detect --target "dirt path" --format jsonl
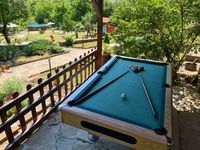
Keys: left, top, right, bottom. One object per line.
{"left": 0, "top": 48, "right": 90, "bottom": 84}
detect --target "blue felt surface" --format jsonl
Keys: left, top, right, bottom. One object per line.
{"left": 76, "top": 57, "right": 167, "bottom": 130}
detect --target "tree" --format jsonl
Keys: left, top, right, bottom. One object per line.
{"left": 34, "top": 0, "right": 54, "bottom": 24}
{"left": 51, "top": 0, "right": 74, "bottom": 31}
{"left": 82, "top": 12, "right": 96, "bottom": 37}
{"left": 112, "top": 0, "right": 200, "bottom": 80}
{"left": 0, "top": 0, "right": 28, "bottom": 43}
{"left": 103, "top": 0, "right": 114, "bottom": 17}
{"left": 71, "top": 0, "right": 92, "bottom": 22}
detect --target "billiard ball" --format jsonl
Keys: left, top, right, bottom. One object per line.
{"left": 121, "top": 93, "right": 127, "bottom": 100}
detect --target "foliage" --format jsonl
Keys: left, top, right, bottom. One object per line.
{"left": 65, "top": 36, "right": 73, "bottom": 47}
{"left": 82, "top": 12, "right": 96, "bottom": 37}
{"left": 0, "top": 45, "right": 19, "bottom": 64}
{"left": 104, "top": 33, "right": 110, "bottom": 44}
{"left": 52, "top": 0, "right": 74, "bottom": 31}
{"left": 39, "top": 30, "right": 45, "bottom": 34}
{"left": 0, "top": 76, "right": 25, "bottom": 102}
{"left": 104, "top": 0, "right": 114, "bottom": 17}
{"left": 33, "top": 0, "right": 54, "bottom": 24}
{"left": 25, "top": 40, "right": 49, "bottom": 56}
{"left": 71, "top": 0, "right": 92, "bottom": 22}
{"left": 0, "top": 0, "right": 28, "bottom": 43}
{"left": 112, "top": 0, "right": 200, "bottom": 79}
{"left": 48, "top": 43, "right": 64, "bottom": 54}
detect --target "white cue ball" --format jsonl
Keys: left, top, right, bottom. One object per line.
{"left": 121, "top": 93, "right": 126, "bottom": 100}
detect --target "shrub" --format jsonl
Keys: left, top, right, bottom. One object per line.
{"left": 0, "top": 76, "right": 25, "bottom": 102}
{"left": 0, "top": 45, "right": 19, "bottom": 64}
{"left": 48, "top": 43, "right": 64, "bottom": 54}
{"left": 104, "top": 33, "right": 110, "bottom": 44}
{"left": 39, "top": 30, "right": 45, "bottom": 34}
{"left": 24, "top": 40, "right": 49, "bottom": 56}
{"left": 65, "top": 36, "right": 73, "bottom": 47}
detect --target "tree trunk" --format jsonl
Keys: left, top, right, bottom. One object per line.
{"left": 2, "top": 24, "right": 11, "bottom": 44}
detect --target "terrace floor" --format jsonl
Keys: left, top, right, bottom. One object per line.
{"left": 17, "top": 112, "right": 130, "bottom": 150}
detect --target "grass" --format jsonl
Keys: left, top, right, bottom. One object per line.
{"left": 73, "top": 41, "right": 97, "bottom": 49}
{"left": 0, "top": 30, "right": 88, "bottom": 44}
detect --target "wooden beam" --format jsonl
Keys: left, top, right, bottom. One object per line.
{"left": 95, "top": 0, "right": 103, "bottom": 70}
{"left": 91, "top": 0, "right": 101, "bottom": 18}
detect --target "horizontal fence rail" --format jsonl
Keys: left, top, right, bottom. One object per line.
{"left": 0, "top": 48, "right": 97, "bottom": 150}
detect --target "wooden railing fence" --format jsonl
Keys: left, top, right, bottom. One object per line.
{"left": 0, "top": 48, "right": 97, "bottom": 150}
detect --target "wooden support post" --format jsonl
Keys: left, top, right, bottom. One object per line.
{"left": 95, "top": 0, "right": 103, "bottom": 70}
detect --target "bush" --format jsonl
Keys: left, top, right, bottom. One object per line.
{"left": 24, "top": 40, "right": 49, "bottom": 56}
{"left": 48, "top": 43, "right": 64, "bottom": 54}
{"left": 39, "top": 30, "right": 45, "bottom": 34}
{"left": 0, "top": 45, "right": 19, "bottom": 64}
{"left": 104, "top": 33, "right": 110, "bottom": 44}
{"left": 0, "top": 76, "right": 25, "bottom": 102}
{"left": 65, "top": 36, "right": 73, "bottom": 47}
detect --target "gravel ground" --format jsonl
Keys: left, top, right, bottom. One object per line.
{"left": 173, "top": 79, "right": 200, "bottom": 150}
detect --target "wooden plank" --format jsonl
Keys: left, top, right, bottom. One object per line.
{"left": 26, "top": 84, "right": 37, "bottom": 122}
{"left": 96, "top": 0, "right": 103, "bottom": 70}
{"left": 84, "top": 53, "right": 87, "bottom": 80}
{"left": 38, "top": 79, "right": 46, "bottom": 114}
{"left": 69, "top": 61, "right": 73, "bottom": 92}
{"left": 79, "top": 55, "right": 83, "bottom": 83}
{"left": 74, "top": 58, "right": 79, "bottom": 88}
{"left": 62, "top": 65, "right": 68, "bottom": 96}
{"left": 55, "top": 69, "right": 62, "bottom": 101}
{"left": 0, "top": 111, "right": 14, "bottom": 143}
{"left": 47, "top": 74, "right": 55, "bottom": 107}
{"left": 13, "top": 92, "right": 27, "bottom": 132}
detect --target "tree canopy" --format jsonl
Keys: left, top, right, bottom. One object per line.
{"left": 0, "top": 0, "right": 28, "bottom": 43}
{"left": 112, "top": 0, "right": 200, "bottom": 77}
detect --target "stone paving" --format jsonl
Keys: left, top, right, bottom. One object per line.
{"left": 0, "top": 48, "right": 90, "bottom": 84}
{"left": 18, "top": 112, "right": 131, "bottom": 150}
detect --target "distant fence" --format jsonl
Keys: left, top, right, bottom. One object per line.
{"left": 0, "top": 48, "right": 97, "bottom": 150}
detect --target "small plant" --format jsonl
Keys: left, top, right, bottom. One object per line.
{"left": 24, "top": 40, "right": 50, "bottom": 56}
{"left": 0, "top": 45, "right": 19, "bottom": 64}
{"left": 65, "top": 35, "right": 73, "bottom": 47}
{"left": 75, "top": 31, "right": 79, "bottom": 39}
{"left": 48, "top": 43, "right": 64, "bottom": 54}
{"left": 39, "top": 29, "right": 45, "bottom": 34}
{"left": 103, "top": 43, "right": 111, "bottom": 54}
{"left": 0, "top": 76, "right": 25, "bottom": 102}
{"left": 104, "top": 33, "right": 110, "bottom": 44}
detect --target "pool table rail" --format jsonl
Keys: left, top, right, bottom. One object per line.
{"left": 60, "top": 106, "right": 170, "bottom": 150}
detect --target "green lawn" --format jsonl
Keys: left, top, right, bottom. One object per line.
{"left": 0, "top": 30, "right": 88, "bottom": 44}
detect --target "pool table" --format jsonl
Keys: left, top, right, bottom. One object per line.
{"left": 59, "top": 56, "right": 172, "bottom": 150}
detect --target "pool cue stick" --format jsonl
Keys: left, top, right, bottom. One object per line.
{"left": 139, "top": 74, "right": 157, "bottom": 118}
{"left": 129, "top": 65, "right": 157, "bottom": 118}
{"left": 68, "top": 70, "right": 130, "bottom": 106}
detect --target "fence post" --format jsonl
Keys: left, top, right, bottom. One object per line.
{"left": 38, "top": 79, "right": 46, "bottom": 114}
{"left": 47, "top": 73, "right": 55, "bottom": 107}
{"left": 26, "top": 84, "right": 37, "bottom": 122}
{"left": 14, "top": 92, "right": 27, "bottom": 132}
{"left": 55, "top": 68, "right": 62, "bottom": 101}
{"left": 62, "top": 65, "right": 68, "bottom": 96}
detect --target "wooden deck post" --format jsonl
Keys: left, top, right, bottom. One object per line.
{"left": 91, "top": 0, "right": 104, "bottom": 70}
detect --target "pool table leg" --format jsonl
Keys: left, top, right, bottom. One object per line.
{"left": 88, "top": 133, "right": 99, "bottom": 142}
